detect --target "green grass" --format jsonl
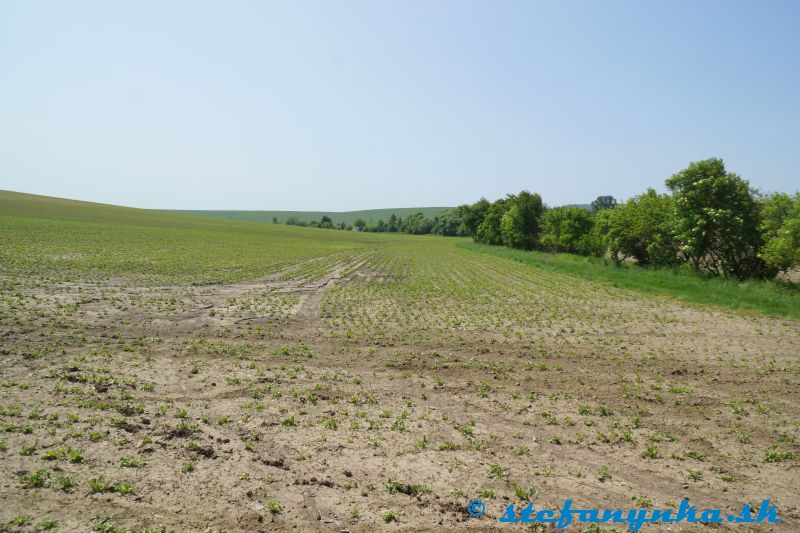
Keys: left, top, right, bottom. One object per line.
{"left": 0, "top": 190, "right": 383, "bottom": 283}
{"left": 462, "top": 242, "right": 800, "bottom": 320}
{"left": 164, "top": 207, "right": 451, "bottom": 226}
{"left": 3, "top": 189, "right": 797, "bottom": 320}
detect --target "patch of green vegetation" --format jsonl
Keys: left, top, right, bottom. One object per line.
{"left": 87, "top": 477, "right": 135, "bottom": 495}
{"left": 91, "top": 516, "right": 173, "bottom": 533}
{"left": 266, "top": 500, "right": 282, "bottom": 514}
{"left": 0, "top": 190, "right": 378, "bottom": 283}
{"left": 381, "top": 510, "right": 402, "bottom": 523}
{"left": 22, "top": 469, "right": 50, "bottom": 488}
{"left": 464, "top": 243, "right": 800, "bottom": 320}
{"left": 764, "top": 447, "right": 796, "bottom": 463}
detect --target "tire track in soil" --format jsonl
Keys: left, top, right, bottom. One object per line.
{"left": 141, "top": 252, "right": 373, "bottom": 335}
{"left": 289, "top": 254, "right": 372, "bottom": 330}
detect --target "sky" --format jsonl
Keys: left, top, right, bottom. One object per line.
{"left": 1, "top": 1, "right": 799, "bottom": 211}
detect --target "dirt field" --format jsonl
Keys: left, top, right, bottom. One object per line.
{"left": 2, "top": 243, "right": 799, "bottom": 532}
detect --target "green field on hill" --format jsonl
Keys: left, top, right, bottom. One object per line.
{"left": 2, "top": 189, "right": 798, "bottom": 318}
{"left": 0, "top": 190, "right": 382, "bottom": 283}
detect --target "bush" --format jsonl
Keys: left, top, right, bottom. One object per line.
{"left": 540, "top": 206, "right": 599, "bottom": 256}
{"left": 604, "top": 188, "right": 679, "bottom": 267}
{"left": 760, "top": 193, "right": 800, "bottom": 273}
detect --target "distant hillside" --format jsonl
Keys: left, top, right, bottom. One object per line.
{"left": 165, "top": 207, "right": 452, "bottom": 225}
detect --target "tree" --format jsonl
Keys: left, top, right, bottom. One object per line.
{"left": 353, "top": 218, "right": 367, "bottom": 231}
{"left": 387, "top": 214, "right": 399, "bottom": 232}
{"left": 759, "top": 193, "right": 795, "bottom": 242}
{"left": 604, "top": 189, "right": 679, "bottom": 266}
{"left": 476, "top": 198, "right": 510, "bottom": 245}
{"left": 460, "top": 198, "right": 491, "bottom": 236}
{"left": 432, "top": 209, "right": 464, "bottom": 236}
{"left": 402, "top": 212, "right": 434, "bottom": 234}
{"left": 499, "top": 191, "right": 545, "bottom": 249}
{"left": 588, "top": 209, "right": 613, "bottom": 257}
{"left": 760, "top": 193, "right": 800, "bottom": 273}
{"left": 666, "top": 158, "right": 767, "bottom": 279}
{"left": 591, "top": 195, "right": 618, "bottom": 212}
{"left": 540, "top": 206, "right": 599, "bottom": 255}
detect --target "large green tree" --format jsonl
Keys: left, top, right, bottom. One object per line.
{"left": 604, "top": 189, "right": 679, "bottom": 266}
{"left": 460, "top": 198, "right": 491, "bottom": 237}
{"left": 666, "top": 158, "right": 767, "bottom": 279}
{"left": 431, "top": 208, "right": 464, "bottom": 236}
{"left": 499, "top": 191, "right": 545, "bottom": 249}
{"left": 540, "top": 206, "right": 600, "bottom": 255}
{"left": 475, "top": 198, "right": 510, "bottom": 245}
{"left": 591, "top": 195, "right": 618, "bottom": 212}
{"left": 402, "top": 212, "right": 434, "bottom": 234}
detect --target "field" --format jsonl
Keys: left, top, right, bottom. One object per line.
{"left": 164, "top": 207, "right": 451, "bottom": 226}
{"left": 1, "top": 190, "right": 799, "bottom": 532}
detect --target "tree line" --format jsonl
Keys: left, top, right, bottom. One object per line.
{"left": 282, "top": 211, "right": 462, "bottom": 235}
{"left": 284, "top": 158, "right": 799, "bottom": 280}
{"left": 458, "top": 158, "right": 799, "bottom": 280}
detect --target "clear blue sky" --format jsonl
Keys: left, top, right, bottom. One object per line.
{"left": 2, "top": 1, "right": 798, "bottom": 210}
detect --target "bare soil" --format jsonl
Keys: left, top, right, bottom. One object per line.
{"left": 1, "top": 260, "right": 799, "bottom": 532}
